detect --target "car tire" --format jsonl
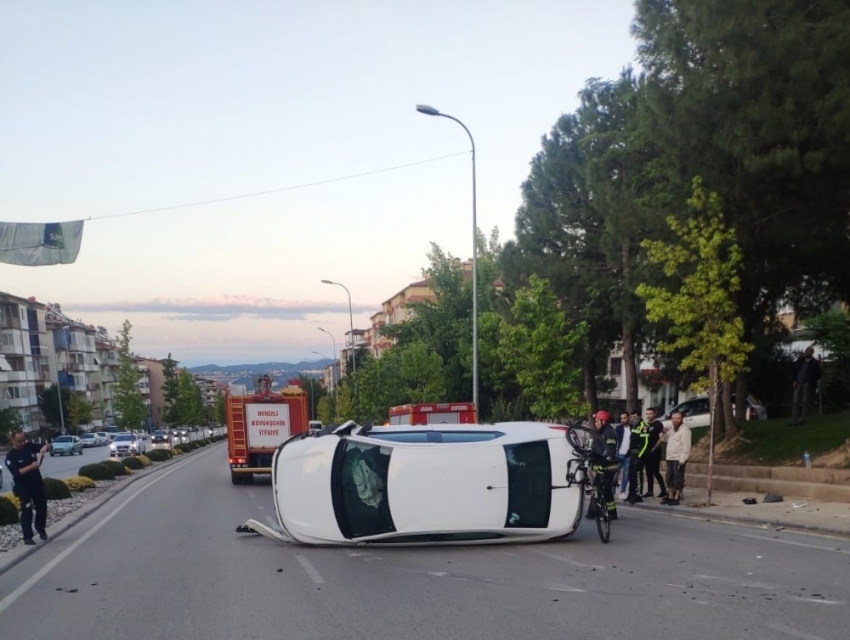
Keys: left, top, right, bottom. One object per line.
{"left": 231, "top": 473, "right": 244, "bottom": 485}
{"left": 50, "top": 452, "right": 55, "bottom": 457}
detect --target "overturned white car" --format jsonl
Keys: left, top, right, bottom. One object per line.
{"left": 240, "top": 421, "right": 585, "bottom": 546}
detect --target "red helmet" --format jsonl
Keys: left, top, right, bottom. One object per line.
{"left": 593, "top": 410, "right": 610, "bottom": 423}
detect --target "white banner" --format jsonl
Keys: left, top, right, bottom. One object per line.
{"left": 246, "top": 403, "right": 291, "bottom": 448}
{"left": 0, "top": 220, "right": 84, "bottom": 266}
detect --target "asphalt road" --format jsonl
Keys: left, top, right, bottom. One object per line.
{"left": 0, "top": 443, "right": 847, "bottom": 640}
{"left": 38, "top": 445, "right": 114, "bottom": 480}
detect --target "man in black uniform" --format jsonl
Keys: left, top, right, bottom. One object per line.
{"left": 4, "top": 430, "right": 52, "bottom": 545}
{"left": 627, "top": 412, "right": 649, "bottom": 504}
{"left": 586, "top": 411, "right": 620, "bottom": 521}
{"left": 642, "top": 407, "right": 668, "bottom": 499}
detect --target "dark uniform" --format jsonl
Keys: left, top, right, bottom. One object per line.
{"left": 627, "top": 419, "right": 649, "bottom": 503}
{"left": 644, "top": 419, "right": 668, "bottom": 497}
{"left": 587, "top": 419, "right": 620, "bottom": 520}
{"left": 5, "top": 442, "right": 49, "bottom": 542}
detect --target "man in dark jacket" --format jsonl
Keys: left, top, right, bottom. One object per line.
{"left": 586, "top": 411, "right": 620, "bottom": 521}
{"left": 791, "top": 346, "right": 822, "bottom": 426}
{"left": 4, "top": 430, "right": 52, "bottom": 545}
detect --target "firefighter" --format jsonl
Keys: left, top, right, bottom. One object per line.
{"left": 585, "top": 410, "right": 620, "bottom": 521}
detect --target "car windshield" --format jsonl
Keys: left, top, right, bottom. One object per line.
{"left": 96, "top": 433, "right": 108, "bottom": 437}
{"left": 154, "top": 430, "right": 167, "bottom": 435}
{"left": 55, "top": 436, "right": 73, "bottom": 443}
{"left": 115, "top": 434, "right": 133, "bottom": 441}
{"left": 81, "top": 434, "right": 95, "bottom": 438}
{"left": 331, "top": 440, "right": 395, "bottom": 539}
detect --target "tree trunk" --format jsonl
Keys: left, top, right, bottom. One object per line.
{"left": 707, "top": 358, "right": 719, "bottom": 507}
{"left": 621, "top": 239, "right": 640, "bottom": 414}
{"left": 584, "top": 356, "right": 598, "bottom": 417}
{"left": 723, "top": 379, "right": 739, "bottom": 439}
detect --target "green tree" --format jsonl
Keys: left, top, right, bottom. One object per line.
{"left": 173, "top": 369, "right": 204, "bottom": 426}
{"left": 0, "top": 407, "right": 22, "bottom": 443}
{"left": 499, "top": 275, "right": 588, "bottom": 420}
{"left": 636, "top": 178, "right": 754, "bottom": 444}
{"left": 67, "top": 394, "right": 93, "bottom": 434}
{"left": 805, "top": 309, "right": 850, "bottom": 410}
{"left": 316, "top": 395, "right": 336, "bottom": 425}
{"left": 38, "top": 384, "right": 70, "bottom": 434}
{"left": 633, "top": 0, "right": 850, "bottom": 417}
{"left": 114, "top": 319, "right": 148, "bottom": 431}
{"left": 161, "top": 353, "right": 180, "bottom": 425}
{"left": 213, "top": 390, "right": 227, "bottom": 424}
{"left": 298, "top": 374, "right": 325, "bottom": 422}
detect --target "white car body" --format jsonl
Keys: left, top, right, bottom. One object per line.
{"left": 660, "top": 394, "right": 768, "bottom": 430}
{"left": 270, "top": 422, "right": 584, "bottom": 546}
{"left": 109, "top": 433, "right": 147, "bottom": 457}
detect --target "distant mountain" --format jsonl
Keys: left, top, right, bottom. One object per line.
{"left": 188, "top": 360, "right": 330, "bottom": 375}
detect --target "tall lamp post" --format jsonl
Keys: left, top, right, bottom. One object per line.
{"left": 416, "top": 104, "right": 478, "bottom": 411}
{"left": 320, "top": 279, "right": 356, "bottom": 374}
{"left": 312, "top": 349, "right": 339, "bottom": 421}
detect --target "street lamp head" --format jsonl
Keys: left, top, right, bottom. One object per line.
{"left": 416, "top": 104, "right": 440, "bottom": 116}
{"left": 320, "top": 279, "right": 334, "bottom": 285}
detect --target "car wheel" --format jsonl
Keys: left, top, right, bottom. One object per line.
{"left": 231, "top": 473, "right": 244, "bottom": 485}
{"left": 50, "top": 452, "right": 55, "bottom": 457}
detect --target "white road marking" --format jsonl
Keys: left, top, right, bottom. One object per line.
{"left": 738, "top": 533, "right": 850, "bottom": 555}
{"left": 295, "top": 555, "right": 325, "bottom": 584}
{"left": 788, "top": 596, "right": 843, "bottom": 605}
{"left": 766, "top": 623, "right": 828, "bottom": 640}
{"left": 546, "top": 586, "right": 587, "bottom": 593}
{"left": 526, "top": 547, "right": 605, "bottom": 570}
{"left": 257, "top": 505, "right": 266, "bottom": 510}
{"left": 0, "top": 447, "right": 215, "bottom": 616}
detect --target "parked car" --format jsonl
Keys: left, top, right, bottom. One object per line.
{"left": 96, "top": 432, "right": 111, "bottom": 445}
{"left": 79, "top": 433, "right": 98, "bottom": 448}
{"left": 151, "top": 429, "right": 171, "bottom": 445}
{"left": 109, "top": 432, "right": 146, "bottom": 457}
{"left": 266, "top": 421, "right": 584, "bottom": 546}
{"left": 51, "top": 435, "right": 84, "bottom": 456}
{"left": 660, "top": 394, "right": 768, "bottom": 430}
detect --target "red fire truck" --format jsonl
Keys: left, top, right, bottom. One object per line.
{"left": 226, "top": 378, "right": 309, "bottom": 485}
{"left": 387, "top": 402, "right": 477, "bottom": 425}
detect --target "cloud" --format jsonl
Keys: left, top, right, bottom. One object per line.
{"left": 67, "top": 295, "right": 376, "bottom": 321}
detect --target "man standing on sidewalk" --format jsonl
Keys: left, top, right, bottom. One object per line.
{"left": 626, "top": 411, "right": 649, "bottom": 504}
{"left": 790, "top": 346, "right": 821, "bottom": 426}
{"left": 4, "top": 430, "right": 52, "bottom": 545}
{"left": 643, "top": 407, "right": 668, "bottom": 499}
{"left": 661, "top": 412, "right": 691, "bottom": 506}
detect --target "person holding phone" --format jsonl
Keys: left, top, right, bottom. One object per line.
{"left": 4, "top": 430, "right": 52, "bottom": 545}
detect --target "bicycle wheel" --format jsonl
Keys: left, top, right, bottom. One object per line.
{"left": 595, "top": 491, "right": 611, "bottom": 544}
{"left": 565, "top": 424, "right": 606, "bottom": 454}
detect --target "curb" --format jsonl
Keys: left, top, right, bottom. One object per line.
{"left": 627, "top": 499, "right": 850, "bottom": 539}
{"left": 0, "top": 441, "right": 224, "bottom": 577}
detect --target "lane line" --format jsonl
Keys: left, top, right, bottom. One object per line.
{"left": 295, "top": 555, "right": 325, "bottom": 584}
{"left": 0, "top": 447, "right": 215, "bottom": 616}
{"left": 765, "top": 623, "right": 828, "bottom": 640}
{"left": 737, "top": 533, "right": 850, "bottom": 554}
{"left": 526, "top": 547, "right": 605, "bottom": 570}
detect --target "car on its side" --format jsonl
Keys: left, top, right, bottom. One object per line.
{"left": 51, "top": 435, "right": 84, "bottom": 456}
{"left": 660, "top": 394, "right": 768, "bottom": 430}
{"left": 109, "top": 432, "right": 146, "bottom": 457}
{"left": 269, "top": 421, "right": 584, "bottom": 546}
{"left": 79, "top": 433, "right": 98, "bottom": 448}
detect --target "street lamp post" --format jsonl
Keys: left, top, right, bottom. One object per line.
{"left": 416, "top": 104, "right": 478, "bottom": 412}
{"left": 320, "top": 280, "right": 356, "bottom": 374}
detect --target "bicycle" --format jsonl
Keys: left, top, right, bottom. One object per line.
{"left": 565, "top": 424, "right": 614, "bottom": 543}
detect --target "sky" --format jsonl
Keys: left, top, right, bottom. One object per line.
{"left": 1, "top": 1, "right": 640, "bottom": 367}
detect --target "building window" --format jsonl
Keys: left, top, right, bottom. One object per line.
{"left": 609, "top": 357, "right": 623, "bottom": 377}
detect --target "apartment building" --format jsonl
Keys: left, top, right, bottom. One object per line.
{"left": 93, "top": 327, "right": 120, "bottom": 428}
{"left": 136, "top": 357, "right": 165, "bottom": 429}
{"left": 194, "top": 375, "right": 225, "bottom": 407}
{"left": 0, "top": 292, "right": 49, "bottom": 434}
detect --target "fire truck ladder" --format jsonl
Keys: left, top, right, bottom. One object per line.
{"left": 230, "top": 398, "right": 246, "bottom": 452}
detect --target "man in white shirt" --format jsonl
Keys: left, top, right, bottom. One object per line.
{"left": 660, "top": 411, "right": 691, "bottom": 506}
{"left": 614, "top": 411, "right": 631, "bottom": 499}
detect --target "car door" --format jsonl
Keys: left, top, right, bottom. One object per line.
{"left": 679, "top": 398, "right": 710, "bottom": 428}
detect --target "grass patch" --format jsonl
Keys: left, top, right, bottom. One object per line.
{"left": 713, "top": 411, "right": 850, "bottom": 465}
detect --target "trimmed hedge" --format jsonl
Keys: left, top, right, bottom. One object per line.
{"left": 0, "top": 495, "right": 19, "bottom": 525}
{"left": 43, "top": 477, "right": 72, "bottom": 501}
{"left": 172, "top": 447, "right": 183, "bottom": 455}
{"left": 145, "top": 449, "right": 171, "bottom": 462}
{"left": 175, "top": 443, "right": 191, "bottom": 453}
{"left": 100, "top": 459, "right": 130, "bottom": 476}
{"left": 79, "top": 463, "right": 116, "bottom": 481}
{"left": 64, "top": 475, "right": 96, "bottom": 492}
{"left": 138, "top": 454, "right": 152, "bottom": 466}
{"left": 122, "top": 456, "right": 144, "bottom": 470}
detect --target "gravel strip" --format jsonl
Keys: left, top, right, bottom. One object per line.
{"left": 0, "top": 477, "right": 132, "bottom": 554}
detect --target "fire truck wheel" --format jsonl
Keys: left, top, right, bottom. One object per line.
{"left": 231, "top": 473, "right": 244, "bottom": 485}
{"left": 243, "top": 474, "right": 255, "bottom": 485}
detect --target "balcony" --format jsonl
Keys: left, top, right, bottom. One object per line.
{"left": 68, "top": 362, "right": 86, "bottom": 372}
{"left": 1, "top": 316, "right": 22, "bottom": 330}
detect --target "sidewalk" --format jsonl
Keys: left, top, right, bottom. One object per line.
{"left": 626, "top": 488, "right": 850, "bottom": 538}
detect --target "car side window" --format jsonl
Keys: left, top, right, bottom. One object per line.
{"left": 331, "top": 441, "right": 396, "bottom": 539}
{"left": 692, "top": 399, "right": 710, "bottom": 415}
{"left": 503, "top": 441, "right": 552, "bottom": 528}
